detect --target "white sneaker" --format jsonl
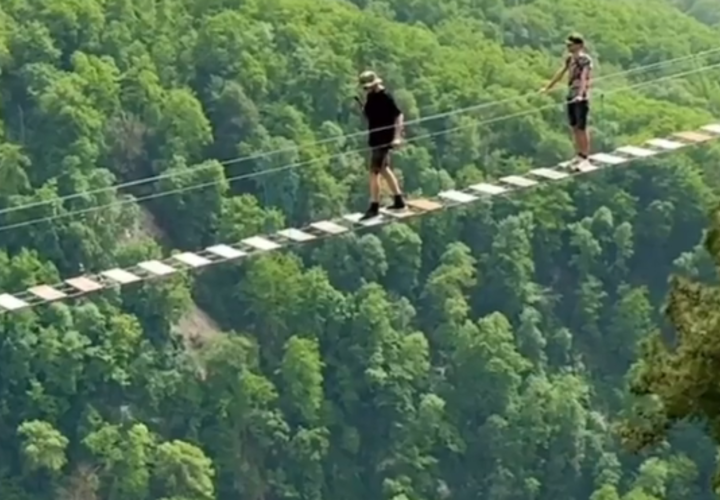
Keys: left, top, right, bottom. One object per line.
{"left": 566, "top": 156, "right": 581, "bottom": 171}
{"left": 575, "top": 158, "right": 592, "bottom": 171}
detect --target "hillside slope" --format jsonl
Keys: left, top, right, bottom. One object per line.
{"left": 120, "top": 205, "right": 222, "bottom": 345}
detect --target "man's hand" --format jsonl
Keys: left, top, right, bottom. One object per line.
{"left": 391, "top": 137, "right": 402, "bottom": 148}
{"left": 353, "top": 95, "right": 365, "bottom": 111}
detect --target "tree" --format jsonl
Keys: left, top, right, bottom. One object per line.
{"left": 621, "top": 207, "right": 720, "bottom": 493}
{"left": 18, "top": 420, "right": 69, "bottom": 473}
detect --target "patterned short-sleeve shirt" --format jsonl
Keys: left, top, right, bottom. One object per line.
{"left": 566, "top": 52, "right": 592, "bottom": 99}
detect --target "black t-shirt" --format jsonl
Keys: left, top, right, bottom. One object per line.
{"left": 363, "top": 89, "right": 401, "bottom": 147}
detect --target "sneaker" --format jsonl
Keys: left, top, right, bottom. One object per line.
{"left": 568, "top": 156, "right": 588, "bottom": 172}
{"left": 566, "top": 156, "right": 581, "bottom": 169}
{"left": 573, "top": 158, "right": 592, "bottom": 171}
{"left": 359, "top": 203, "right": 380, "bottom": 221}
{"left": 386, "top": 195, "right": 406, "bottom": 210}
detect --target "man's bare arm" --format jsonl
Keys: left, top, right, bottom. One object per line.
{"left": 354, "top": 96, "right": 365, "bottom": 114}
{"left": 543, "top": 64, "right": 568, "bottom": 91}
{"left": 394, "top": 113, "right": 404, "bottom": 140}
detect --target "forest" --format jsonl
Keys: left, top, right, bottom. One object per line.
{"left": 0, "top": 0, "right": 720, "bottom": 499}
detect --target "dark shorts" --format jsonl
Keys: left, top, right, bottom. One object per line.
{"left": 369, "top": 145, "right": 392, "bottom": 173}
{"left": 567, "top": 100, "right": 589, "bottom": 130}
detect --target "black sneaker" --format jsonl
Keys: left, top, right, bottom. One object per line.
{"left": 359, "top": 203, "right": 380, "bottom": 220}
{"left": 386, "top": 195, "right": 406, "bottom": 210}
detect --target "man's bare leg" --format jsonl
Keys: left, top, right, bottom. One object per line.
{"left": 380, "top": 167, "right": 401, "bottom": 195}
{"left": 571, "top": 128, "right": 581, "bottom": 157}
{"left": 577, "top": 129, "right": 590, "bottom": 157}
{"left": 380, "top": 150, "right": 405, "bottom": 209}
{"left": 369, "top": 171, "right": 381, "bottom": 203}
{"left": 361, "top": 148, "right": 404, "bottom": 219}
{"left": 570, "top": 128, "right": 590, "bottom": 171}
{"left": 359, "top": 170, "right": 382, "bottom": 220}
{"left": 360, "top": 149, "right": 383, "bottom": 220}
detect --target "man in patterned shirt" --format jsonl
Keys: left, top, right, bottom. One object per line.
{"left": 541, "top": 34, "right": 593, "bottom": 170}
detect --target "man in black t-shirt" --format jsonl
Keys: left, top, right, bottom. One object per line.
{"left": 357, "top": 70, "right": 406, "bottom": 220}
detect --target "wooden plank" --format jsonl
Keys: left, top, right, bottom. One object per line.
{"left": 528, "top": 168, "right": 568, "bottom": 180}
{"left": 616, "top": 145, "right": 656, "bottom": 157}
{"left": 206, "top": 244, "right": 246, "bottom": 259}
{"left": 28, "top": 285, "right": 66, "bottom": 301}
{"left": 700, "top": 124, "right": 720, "bottom": 134}
{"left": 379, "top": 207, "right": 415, "bottom": 218}
{"left": 407, "top": 198, "right": 442, "bottom": 211}
{"left": 65, "top": 277, "right": 103, "bottom": 292}
{"left": 469, "top": 183, "right": 507, "bottom": 195}
{"left": 310, "top": 220, "right": 348, "bottom": 234}
{"left": 102, "top": 268, "right": 141, "bottom": 283}
{"left": 0, "top": 293, "right": 27, "bottom": 311}
{"left": 499, "top": 175, "right": 537, "bottom": 187}
{"left": 673, "top": 131, "right": 713, "bottom": 143}
{"left": 646, "top": 138, "right": 684, "bottom": 150}
{"left": 138, "top": 260, "right": 176, "bottom": 276}
{"left": 438, "top": 190, "right": 477, "bottom": 203}
{"left": 278, "top": 228, "right": 316, "bottom": 242}
{"left": 242, "top": 236, "right": 282, "bottom": 250}
{"left": 590, "top": 153, "right": 627, "bottom": 165}
{"left": 173, "top": 252, "right": 211, "bottom": 267}
{"left": 343, "top": 213, "right": 387, "bottom": 226}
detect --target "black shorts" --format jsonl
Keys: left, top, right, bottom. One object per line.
{"left": 567, "top": 100, "right": 589, "bottom": 130}
{"left": 369, "top": 145, "right": 392, "bottom": 173}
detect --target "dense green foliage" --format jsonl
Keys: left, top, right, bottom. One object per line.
{"left": 671, "top": 0, "right": 720, "bottom": 26}
{"left": 620, "top": 209, "right": 720, "bottom": 491}
{"left": 1, "top": 0, "right": 720, "bottom": 499}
